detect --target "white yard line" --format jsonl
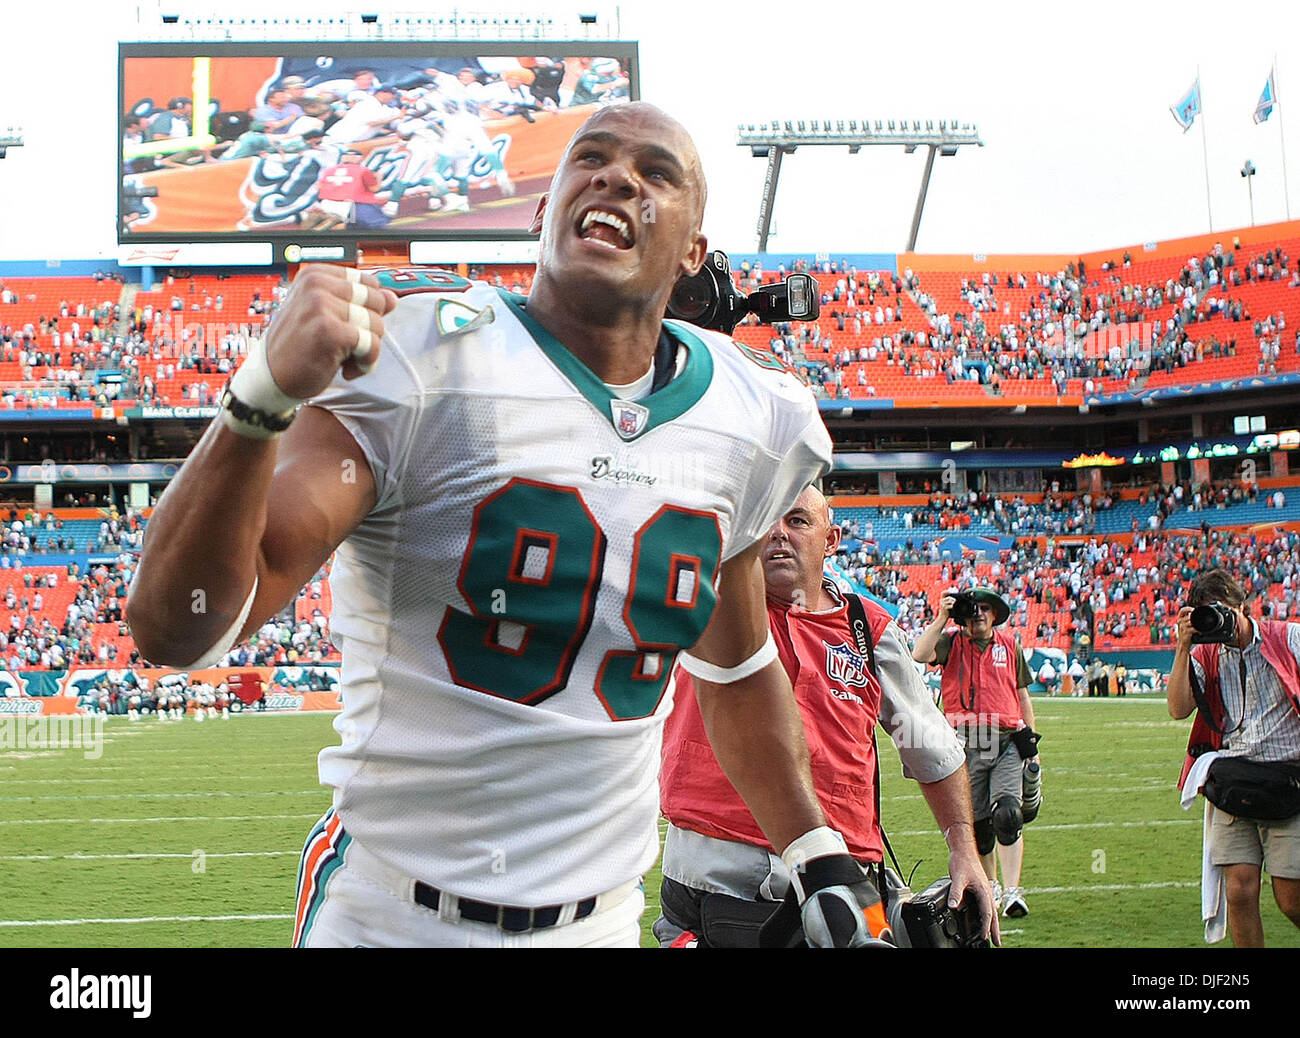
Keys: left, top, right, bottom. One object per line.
{"left": 885, "top": 818, "right": 1198, "bottom": 835}
{"left": 0, "top": 812, "right": 321, "bottom": 825}
{"left": 884, "top": 782, "right": 1176, "bottom": 801}
{"left": 0, "top": 850, "right": 298, "bottom": 861}
{"left": 0, "top": 790, "right": 325, "bottom": 802}
{"left": 1027, "top": 880, "right": 1200, "bottom": 894}
{"left": 0, "top": 913, "right": 293, "bottom": 928}
{"left": 8, "top": 767, "right": 312, "bottom": 784}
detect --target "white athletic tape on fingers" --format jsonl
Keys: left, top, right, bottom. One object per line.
{"left": 347, "top": 301, "right": 370, "bottom": 329}
{"left": 177, "top": 578, "right": 259, "bottom": 670}
{"left": 346, "top": 300, "right": 376, "bottom": 370}
{"left": 352, "top": 324, "right": 374, "bottom": 371}
{"left": 344, "top": 267, "right": 361, "bottom": 284}
{"left": 350, "top": 282, "right": 368, "bottom": 307}
{"left": 677, "top": 631, "right": 777, "bottom": 685}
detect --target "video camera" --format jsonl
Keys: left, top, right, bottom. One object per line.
{"left": 1190, "top": 603, "right": 1237, "bottom": 645}
{"left": 667, "top": 250, "right": 818, "bottom": 335}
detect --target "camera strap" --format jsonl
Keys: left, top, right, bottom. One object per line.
{"left": 955, "top": 639, "right": 978, "bottom": 713}
{"left": 843, "top": 593, "right": 906, "bottom": 908}
{"left": 1188, "top": 647, "right": 1246, "bottom": 739}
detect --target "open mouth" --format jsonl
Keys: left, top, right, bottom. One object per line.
{"left": 765, "top": 550, "right": 796, "bottom": 563}
{"left": 577, "top": 208, "right": 634, "bottom": 250}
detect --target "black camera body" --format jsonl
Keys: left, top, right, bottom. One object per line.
{"left": 667, "top": 250, "right": 818, "bottom": 335}
{"left": 949, "top": 591, "right": 979, "bottom": 625}
{"left": 898, "top": 878, "right": 991, "bottom": 949}
{"left": 1191, "top": 603, "right": 1238, "bottom": 645}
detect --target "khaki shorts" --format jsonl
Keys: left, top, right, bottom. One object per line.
{"left": 1208, "top": 805, "right": 1300, "bottom": 878}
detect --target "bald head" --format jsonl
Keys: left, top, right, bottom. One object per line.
{"left": 557, "top": 102, "right": 707, "bottom": 226}
{"left": 763, "top": 484, "right": 840, "bottom": 609}
{"left": 794, "top": 484, "right": 831, "bottom": 526}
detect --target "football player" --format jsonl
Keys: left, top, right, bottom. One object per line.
{"left": 129, "top": 103, "right": 868, "bottom": 948}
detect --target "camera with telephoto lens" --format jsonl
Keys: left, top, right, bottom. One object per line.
{"left": 948, "top": 590, "right": 979, "bottom": 625}
{"left": 667, "top": 250, "right": 818, "bottom": 335}
{"left": 1190, "top": 603, "right": 1237, "bottom": 645}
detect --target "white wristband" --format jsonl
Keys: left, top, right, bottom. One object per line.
{"left": 219, "top": 337, "right": 303, "bottom": 440}
{"left": 678, "top": 631, "right": 778, "bottom": 685}
{"left": 176, "top": 578, "right": 259, "bottom": 670}
{"left": 781, "top": 826, "right": 848, "bottom": 873}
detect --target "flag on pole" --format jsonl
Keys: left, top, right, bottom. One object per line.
{"left": 1255, "top": 70, "right": 1277, "bottom": 124}
{"left": 1170, "top": 78, "right": 1202, "bottom": 132}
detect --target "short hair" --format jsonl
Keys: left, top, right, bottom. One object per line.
{"left": 1187, "top": 568, "right": 1247, "bottom": 608}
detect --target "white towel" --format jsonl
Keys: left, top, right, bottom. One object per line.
{"left": 1180, "top": 752, "right": 1227, "bottom": 943}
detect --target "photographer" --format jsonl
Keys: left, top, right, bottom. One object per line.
{"left": 656, "top": 486, "right": 996, "bottom": 947}
{"left": 1168, "top": 568, "right": 1300, "bottom": 947}
{"left": 913, "top": 587, "right": 1039, "bottom": 918}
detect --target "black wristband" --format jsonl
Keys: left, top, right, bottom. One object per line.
{"left": 220, "top": 384, "right": 299, "bottom": 433}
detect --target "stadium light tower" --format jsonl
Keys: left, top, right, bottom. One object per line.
{"left": 0, "top": 126, "right": 23, "bottom": 159}
{"left": 737, "top": 119, "right": 983, "bottom": 252}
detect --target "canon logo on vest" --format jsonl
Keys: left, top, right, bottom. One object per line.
{"left": 49, "top": 969, "right": 151, "bottom": 1019}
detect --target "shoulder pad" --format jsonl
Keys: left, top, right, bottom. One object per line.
{"left": 372, "top": 267, "right": 475, "bottom": 296}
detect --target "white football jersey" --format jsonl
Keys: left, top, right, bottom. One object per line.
{"left": 310, "top": 272, "right": 831, "bottom": 905}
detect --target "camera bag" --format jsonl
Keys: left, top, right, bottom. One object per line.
{"left": 1203, "top": 757, "right": 1300, "bottom": 821}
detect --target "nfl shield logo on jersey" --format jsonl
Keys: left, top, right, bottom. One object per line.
{"left": 611, "top": 400, "right": 650, "bottom": 441}
{"left": 824, "top": 641, "right": 869, "bottom": 688}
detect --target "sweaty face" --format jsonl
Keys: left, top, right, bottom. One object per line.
{"left": 533, "top": 104, "right": 707, "bottom": 307}
{"left": 763, "top": 486, "right": 836, "bottom": 606}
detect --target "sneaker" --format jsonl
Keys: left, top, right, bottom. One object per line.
{"left": 382, "top": 201, "right": 399, "bottom": 217}
{"left": 1002, "top": 886, "right": 1029, "bottom": 918}
{"left": 443, "top": 195, "right": 470, "bottom": 214}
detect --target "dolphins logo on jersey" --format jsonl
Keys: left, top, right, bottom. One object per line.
{"left": 436, "top": 299, "right": 495, "bottom": 337}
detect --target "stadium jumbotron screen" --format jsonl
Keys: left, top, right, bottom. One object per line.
{"left": 118, "top": 41, "right": 638, "bottom": 246}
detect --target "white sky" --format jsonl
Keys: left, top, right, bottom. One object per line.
{"left": 1, "top": 0, "right": 1298, "bottom": 261}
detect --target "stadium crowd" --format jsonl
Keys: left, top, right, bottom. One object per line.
{"left": 738, "top": 240, "right": 1300, "bottom": 400}
{"left": 0, "top": 278, "right": 286, "bottom": 412}
{"left": 0, "top": 500, "right": 1292, "bottom": 673}
{"left": 0, "top": 528, "right": 339, "bottom": 671}
{"left": 829, "top": 525, "right": 1300, "bottom": 653}
{"left": 4, "top": 234, "right": 1300, "bottom": 417}
{"left": 849, "top": 478, "right": 1283, "bottom": 539}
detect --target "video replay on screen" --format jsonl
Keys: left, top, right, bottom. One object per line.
{"left": 119, "top": 41, "right": 639, "bottom": 243}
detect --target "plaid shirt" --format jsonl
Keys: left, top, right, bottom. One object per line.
{"left": 1192, "top": 620, "right": 1300, "bottom": 763}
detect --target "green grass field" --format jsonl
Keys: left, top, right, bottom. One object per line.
{"left": 2, "top": 697, "right": 1298, "bottom": 949}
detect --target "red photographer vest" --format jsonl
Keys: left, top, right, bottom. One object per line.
{"left": 939, "top": 628, "right": 1025, "bottom": 729}
{"left": 1178, "top": 620, "right": 1300, "bottom": 789}
{"left": 660, "top": 591, "right": 889, "bottom": 862}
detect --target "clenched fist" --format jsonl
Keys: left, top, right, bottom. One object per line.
{"left": 263, "top": 266, "right": 400, "bottom": 401}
